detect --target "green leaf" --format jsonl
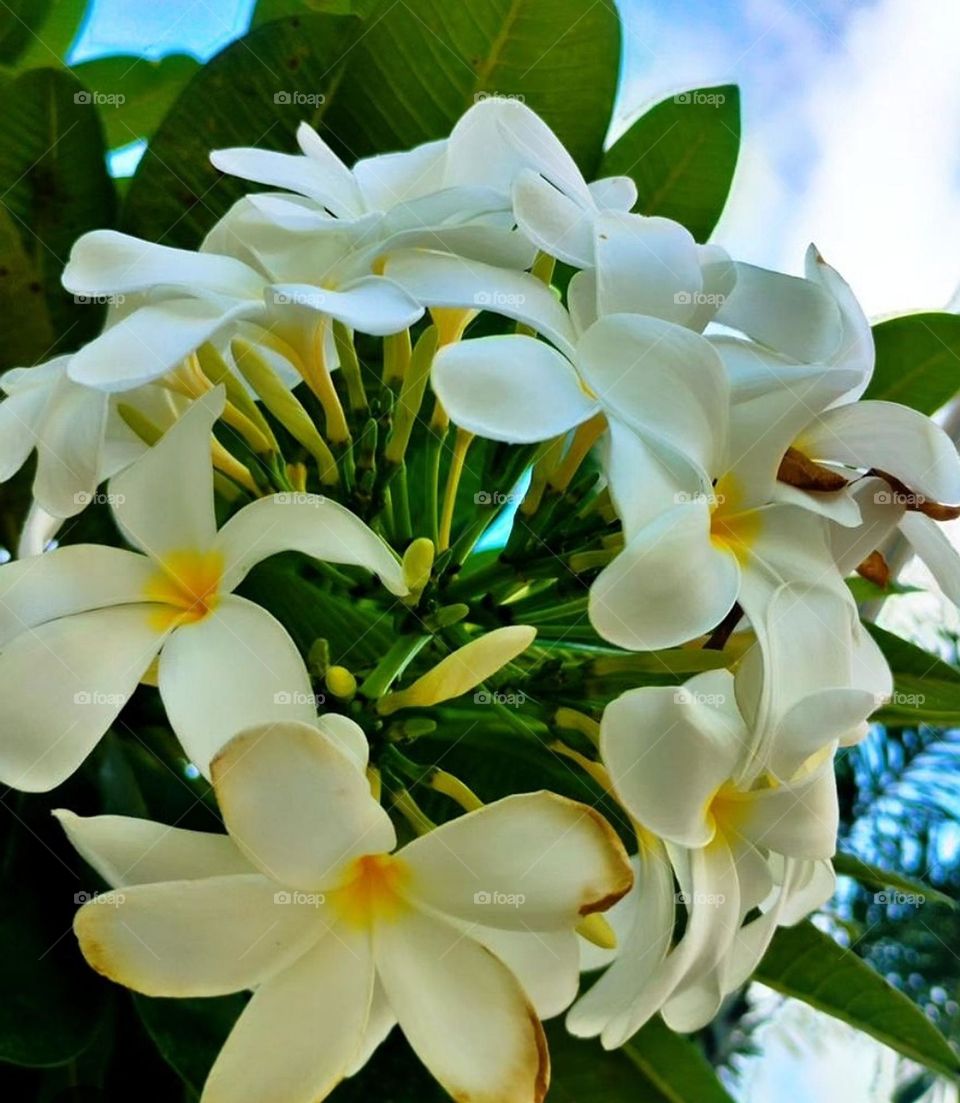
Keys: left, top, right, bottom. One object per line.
{"left": 72, "top": 55, "right": 201, "bottom": 148}
{"left": 865, "top": 312, "right": 960, "bottom": 414}
{"left": 546, "top": 1020, "right": 736, "bottom": 1103}
{"left": 0, "top": 892, "right": 107, "bottom": 1067}
{"left": 320, "top": 0, "right": 621, "bottom": 173}
{"left": 755, "top": 921, "right": 960, "bottom": 1079}
{"left": 15, "top": 0, "right": 88, "bottom": 68}
{"left": 0, "top": 66, "right": 116, "bottom": 356}
{"left": 253, "top": 0, "right": 360, "bottom": 22}
{"left": 121, "top": 13, "right": 359, "bottom": 247}
{"left": 134, "top": 993, "right": 246, "bottom": 1095}
{"left": 599, "top": 85, "right": 740, "bottom": 242}
{"left": 834, "top": 851, "right": 956, "bottom": 910}
{"left": 0, "top": 201, "right": 55, "bottom": 369}
{"left": 0, "top": 0, "right": 53, "bottom": 66}
{"left": 867, "top": 623, "right": 960, "bottom": 726}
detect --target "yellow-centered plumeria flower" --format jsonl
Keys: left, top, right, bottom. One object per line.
{"left": 58, "top": 719, "right": 633, "bottom": 1103}
{"left": 0, "top": 387, "right": 408, "bottom": 790}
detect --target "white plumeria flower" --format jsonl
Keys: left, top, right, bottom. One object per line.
{"left": 0, "top": 387, "right": 408, "bottom": 791}
{"left": 59, "top": 719, "right": 633, "bottom": 1103}
{"left": 0, "top": 355, "right": 109, "bottom": 518}
{"left": 724, "top": 249, "right": 960, "bottom": 602}
{"left": 60, "top": 223, "right": 424, "bottom": 392}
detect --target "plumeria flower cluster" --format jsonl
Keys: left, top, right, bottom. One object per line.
{"left": 1, "top": 97, "right": 958, "bottom": 1101}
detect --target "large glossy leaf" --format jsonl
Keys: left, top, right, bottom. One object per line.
{"left": 755, "top": 921, "right": 960, "bottom": 1079}
{"left": 865, "top": 312, "right": 960, "bottom": 414}
{"left": 13, "top": 0, "right": 88, "bottom": 68}
{"left": 121, "top": 13, "right": 360, "bottom": 246}
{"left": 0, "top": 202, "right": 55, "bottom": 369}
{"left": 867, "top": 623, "right": 960, "bottom": 726}
{"left": 72, "top": 55, "right": 201, "bottom": 148}
{"left": 834, "top": 851, "right": 956, "bottom": 911}
{"left": 0, "top": 66, "right": 115, "bottom": 356}
{"left": 319, "top": 0, "right": 621, "bottom": 173}
{"left": 599, "top": 85, "right": 740, "bottom": 242}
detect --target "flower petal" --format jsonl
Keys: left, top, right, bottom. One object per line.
{"left": 601, "top": 672, "right": 746, "bottom": 848}
{"left": 269, "top": 277, "right": 423, "bottom": 336}
{"left": 54, "top": 809, "right": 254, "bottom": 887}
{"left": 375, "top": 908, "right": 549, "bottom": 1103}
{"left": 158, "top": 595, "right": 315, "bottom": 775}
{"left": 900, "top": 511, "right": 960, "bottom": 606}
{"left": 215, "top": 494, "right": 408, "bottom": 596}
{"left": 0, "top": 386, "right": 45, "bottom": 480}
{"left": 512, "top": 169, "right": 595, "bottom": 267}
{"left": 432, "top": 335, "right": 596, "bottom": 444}
{"left": 0, "top": 604, "right": 166, "bottom": 791}
{"left": 734, "top": 764, "right": 839, "bottom": 860}
{"left": 399, "top": 792, "right": 632, "bottom": 930}
{"left": 203, "top": 923, "right": 374, "bottom": 1103}
{"left": 588, "top": 177, "right": 637, "bottom": 211}
{"left": 589, "top": 502, "right": 740, "bottom": 651}
{"left": 110, "top": 388, "right": 223, "bottom": 559}
{"left": 211, "top": 721, "right": 395, "bottom": 891}
{"left": 73, "top": 873, "right": 324, "bottom": 996}
{"left": 33, "top": 378, "right": 108, "bottom": 517}
{"left": 471, "top": 925, "right": 580, "bottom": 1019}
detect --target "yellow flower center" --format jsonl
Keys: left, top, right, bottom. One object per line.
{"left": 143, "top": 549, "right": 225, "bottom": 631}
{"left": 709, "top": 475, "right": 761, "bottom": 565}
{"left": 329, "top": 853, "right": 411, "bottom": 929}
{"left": 707, "top": 784, "right": 750, "bottom": 838}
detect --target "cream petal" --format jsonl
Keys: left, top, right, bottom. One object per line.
{"left": 215, "top": 494, "right": 408, "bottom": 596}
{"left": 0, "top": 386, "right": 46, "bottom": 480}
{"left": 805, "top": 246, "right": 873, "bottom": 398}
{"left": 471, "top": 925, "right": 580, "bottom": 1019}
{"left": 211, "top": 721, "right": 395, "bottom": 891}
{"left": 399, "top": 792, "right": 632, "bottom": 931}
{"left": 203, "top": 923, "right": 374, "bottom": 1103}
{"left": 375, "top": 908, "right": 549, "bottom": 1103}
{"left": 268, "top": 278, "right": 423, "bottom": 336}
{"left": 74, "top": 873, "right": 325, "bottom": 996}
{"left": 54, "top": 809, "right": 254, "bottom": 887}
{"left": 110, "top": 387, "right": 224, "bottom": 559}
{"left": 345, "top": 977, "right": 396, "bottom": 1076}
{"left": 601, "top": 673, "right": 747, "bottom": 848}
{"left": 589, "top": 502, "right": 741, "bottom": 651}
{"left": 0, "top": 604, "right": 166, "bottom": 792}
{"left": 158, "top": 595, "right": 316, "bottom": 776}
{"left": 733, "top": 765, "right": 839, "bottom": 861}
{"left": 32, "top": 378, "right": 108, "bottom": 518}
{"left": 512, "top": 169, "right": 596, "bottom": 267}
{"left": 432, "top": 335, "right": 597, "bottom": 444}
{"left": 900, "top": 511, "right": 960, "bottom": 606}
{"left": 353, "top": 138, "right": 447, "bottom": 208}
{"left": 587, "top": 177, "right": 637, "bottom": 211}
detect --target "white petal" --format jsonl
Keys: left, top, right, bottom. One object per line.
{"left": 345, "top": 977, "right": 396, "bottom": 1076}
{"left": 74, "top": 873, "right": 324, "bottom": 996}
{"left": 0, "top": 604, "right": 166, "bottom": 791}
{"left": 215, "top": 494, "right": 408, "bottom": 597}
{"left": 900, "top": 511, "right": 960, "bottom": 606}
{"left": 601, "top": 673, "right": 746, "bottom": 848}
{"left": 0, "top": 387, "right": 45, "bottom": 480}
{"left": 158, "top": 595, "right": 316, "bottom": 775}
{"left": 317, "top": 712, "right": 371, "bottom": 772}
{"left": 399, "top": 792, "right": 632, "bottom": 930}
{"left": 375, "top": 909, "right": 549, "bottom": 1103}
{"left": 0, "top": 543, "right": 157, "bottom": 647}
{"left": 211, "top": 720, "right": 395, "bottom": 891}
{"left": 63, "top": 230, "right": 263, "bottom": 299}
{"left": 588, "top": 177, "right": 637, "bottom": 211}
{"left": 734, "top": 764, "right": 839, "bottom": 860}
{"left": 353, "top": 138, "right": 447, "bottom": 209}
{"left": 69, "top": 297, "right": 257, "bottom": 391}
{"left": 110, "top": 388, "right": 223, "bottom": 559}
{"left": 384, "top": 251, "right": 577, "bottom": 357}
{"left": 512, "top": 169, "right": 595, "bottom": 267}
{"left": 471, "top": 925, "right": 580, "bottom": 1019}
{"left": 715, "top": 262, "right": 843, "bottom": 363}
{"left": 593, "top": 211, "right": 703, "bottom": 324}
{"left": 578, "top": 313, "right": 728, "bottom": 477}
{"left": 432, "top": 335, "right": 596, "bottom": 444}
{"left": 203, "top": 923, "right": 374, "bottom": 1103}
{"left": 33, "top": 378, "right": 108, "bottom": 517}
{"left": 589, "top": 502, "right": 740, "bottom": 651}
{"left": 829, "top": 477, "right": 903, "bottom": 576}
{"left": 54, "top": 809, "right": 254, "bottom": 887}
{"left": 806, "top": 246, "right": 873, "bottom": 399}
{"left": 268, "top": 277, "right": 423, "bottom": 336}
{"left": 16, "top": 502, "right": 61, "bottom": 557}
{"left": 800, "top": 400, "right": 960, "bottom": 504}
